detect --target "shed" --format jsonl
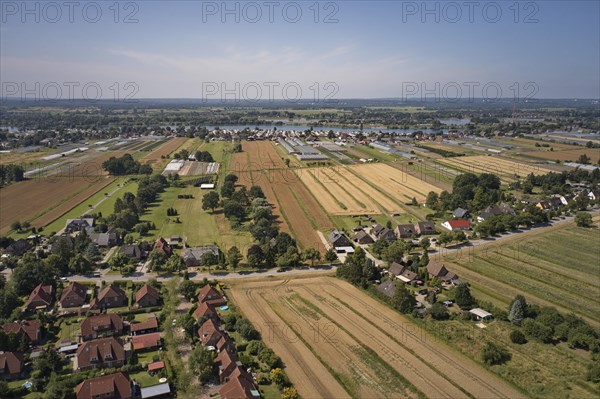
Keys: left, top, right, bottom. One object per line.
{"left": 469, "top": 308, "right": 493, "bottom": 321}
{"left": 141, "top": 382, "right": 171, "bottom": 399}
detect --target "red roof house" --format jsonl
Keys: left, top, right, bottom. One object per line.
{"left": 25, "top": 284, "right": 54, "bottom": 310}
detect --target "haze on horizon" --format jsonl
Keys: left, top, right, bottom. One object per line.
{"left": 1, "top": 0, "right": 599, "bottom": 100}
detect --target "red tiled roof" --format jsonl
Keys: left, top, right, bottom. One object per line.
{"left": 447, "top": 219, "right": 471, "bottom": 228}
{"left": 132, "top": 332, "right": 162, "bottom": 350}
{"left": 147, "top": 361, "right": 165, "bottom": 371}
{"left": 135, "top": 284, "right": 160, "bottom": 304}
{"left": 76, "top": 337, "right": 125, "bottom": 370}
{"left": 0, "top": 352, "right": 24, "bottom": 375}
{"left": 130, "top": 316, "right": 159, "bottom": 332}
{"left": 219, "top": 367, "right": 257, "bottom": 399}
{"left": 193, "top": 302, "right": 217, "bottom": 321}
{"left": 60, "top": 282, "right": 87, "bottom": 306}
{"left": 26, "top": 283, "right": 54, "bottom": 308}
{"left": 1, "top": 319, "right": 41, "bottom": 342}
{"left": 80, "top": 314, "right": 124, "bottom": 338}
{"left": 76, "top": 372, "right": 131, "bottom": 399}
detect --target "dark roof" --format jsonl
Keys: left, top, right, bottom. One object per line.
{"left": 351, "top": 230, "right": 374, "bottom": 243}
{"left": 388, "top": 262, "right": 405, "bottom": 276}
{"left": 6, "top": 239, "right": 31, "bottom": 256}
{"left": 26, "top": 284, "right": 54, "bottom": 308}
{"left": 182, "top": 246, "right": 219, "bottom": 260}
{"left": 453, "top": 207, "right": 469, "bottom": 218}
{"left": 1, "top": 320, "right": 41, "bottom": 342}
{"left": 427, "top": 262, "right": 449, "bottom": 277}
{"left": 395, "top": 224, "right": 416, "bottom": 237}
{"left": 376, "top": 280, "right": 396, "bottom": 298}
{"left": 120, "top": 244, "right": 142, "bottom": 258}
{"left": 0, "top": 352, "right": 24, "bottom": 375}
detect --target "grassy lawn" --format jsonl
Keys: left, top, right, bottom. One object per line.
{"left": 134, "top": 312, "right": 156, "bottom": 322}
{"left": 136, "top": 349, "right": 161, "bottom": 365}
{"left": 130, "top": 369, "right": 162, "bottom": 388}
{"left": 258, "top": 383, "right": 282, "bottom": 399}
{"left": 56, "top": 316, "right": 82, "bottom": 344}
{"left": 41, "top": 178, "right": 137, "bottom": 234}
{"left": 142, "top": 184, "right": 254, "bottom": 256}
{"left": 352, "top": 145, "right": 401, "bottom": 162}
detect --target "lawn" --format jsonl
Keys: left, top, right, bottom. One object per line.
{"left": 258, "top": 383, "right": 282, "bottom": 399}
{"left": 41, "top": 178, "right": 137, "bottom": 235}
{"left": 56, "top": 316, "right": 82, "bottom": 344}
{"left": 141, "top": 184, "right": 254, "bottom": 256}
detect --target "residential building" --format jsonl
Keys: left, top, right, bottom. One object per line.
{"left": 181, "top": 245, "right": 220, "bottom": 267}
{"left": 441, "top": 219, "right": 471, "bottom": 231}
{"left": 60, "top": 282, "right": 87, "bottom": 308}
{"left": 198, "top": 284, "right": 227, "bottom": 307}
{"left": 80, "top": 314, "right": 124, "bottom": 342}
{"left": 328, "top": 230, "right": 353, "bottom": 248}
{"left": 193, "top": 302, "right": 218, "bottom": 322}
{"left": 131, "top": 332, "right": 162, "bottom": 351}
{"left": 1, "top": 320, "right": 42, "bottom": 343}
{"left": 153, "top": 237, "right": 172, "bottom": 257}
{"left": 25, "top": 283, "right": 54, "bottom": 310}
{"left": 427, "top": 262, "right": 459, "bottom": 283}
{"left": 75, "top": 337, "right": 125, "bottom": 371}
{"left": 119, "top": 244, "right": 142, "bottom": 260}
{"left": 130, "top": 316, "right": 159, "bottom": 336}
{"left": 414, "top": 221, "right": 437, "bottom": 236}
{"left": 395, "top": 224, "right": 416, "bottom": 239}
{"left": 0, "top": 352, "right": 25, "bottom": 380}
{"left": 219, "top": 367, "right": 260, "bottom": 399}
{"left": 90, "top": 284, "right": 127, "bottom": 310}
{"left": 135, "top": 284, "right": 160, "bottom": 308}
{"left": 351, "top": 230, "right": 374, "bottom": 245}
{"left": 76, "top": 372, "right": 132, "bottom": 399}
{"left": 65, "top": 218, "right": 94, "bottom": 234}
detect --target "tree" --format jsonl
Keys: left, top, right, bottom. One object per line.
{"left": 481, "top": 341, "right": 511, "bottom": 365}
{"left": 454, "top": 283, "right": 475, "bottom": 309}
{"left": 270, "top": 368, "right": 286, "bottom": 386}
{"left": 84, "top": 242, "right": 101, "bottom": 261}
{"left": 149, "top": 250, "right": 167, "bottom": 272}
{"left": 223, "top": 200, "right": 245, "bottom": 220}
{"left": 10, "top": 221, "right": 22, "bottom": 232}
{"left": 281, "top": 387, "right": 299, "bottom": 399}
{"left": 575, "top": 211, "right": 593, "bottom": 227}
{"left": 68, "top": 253, "right": 93, "bottom": 275}
{"left": 247, "top": 340, "right": 266, "bottom": 356}
{"left": 179, "top": 280, "right": 197, "bottom": 301}
{"left": 509, "top": 330, "right": 527, "bottom": 344}
{"left": 247, "top": 245, "right": 265, "bottom": 268}
{"left": 276, "top": 247, "right": 300, "bottom": 269}
{"left": 227, "top": 246, "right": 242, "bottom": 271}
{"left": 428, "top": 302, "right": 449, "bottom": 320}
{"left": 392, "top": 282, "right": 416, "bottom": 313}
{"left": 189, "top": 346, "right": 214, "bottom": 384}
{"left": 0, "top": 287, "right": 21, "bottom": 318}
{"left": 12, "top": 254, "right": 54, "bottom": 295}
{"left": 235, "top": 318, "right": 260, "bottom": 340}
{"left": 249, "top": 185, "right": 265, "bottom": 198}
{"left": 109, "top": 251, "right": 130, "bottom": 273}
{"left": 382, "top": 240, "right": 406, "bottom": 264}
{"left": 201, "top": 191, "right": 220, "bottom": 213}
{"left": 258, "top": 347, "right": 280, "bottom": 368}
{"left": 522, "top": 318, "right": 553, "bottom": 343}
{"left": 325, "top": 248, "right": 338, "bottom": 264}
{"left": 302, "top": 248, "right": 321, "bottom": 267}
{"left": 508, "top": 295, "right": 527, "bottom": 325}
{"left": 577, "top": 153, "right": 591, "bottom": 165}
{"left": 420, "top": 237, "right": 430, "bottom": 251}
{"left": 426, "top": 191, "right": 439, "bottom": 209}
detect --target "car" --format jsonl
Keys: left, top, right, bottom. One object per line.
{"left": 59, "top": 277, "right": 68, "bottom": 282}
{"left": 418, "top": 289, "right": 428, "bottom": 295}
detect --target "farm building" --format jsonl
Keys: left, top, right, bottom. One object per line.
{"left": 441, "top": 220, "right": 471, "bottom": 231}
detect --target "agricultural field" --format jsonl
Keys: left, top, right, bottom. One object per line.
{"left": 520, "top": 148, "right": 600, "bottom": 163}
{"left": 232, "top": 141, "right": 333, "bottom": 251}
{"left": 229, "top": 276, "right": 523, "bottom": 399}
{"left": 437, "top": 155, "right": 554, "bottom": 182}
{"left": 141, "top": 137, "right": 188, "bottom": 170}
{"left": 439, "top": 216, "right": 600, "bottom": 327}
{"left": 177, "top": 161, "right": 219, "bottom": 176}
{"left": 0, "top": 151, "right": 124, "bottom": 235}
{"left": 349, "top": 163, "right": 443, "bottom": 203}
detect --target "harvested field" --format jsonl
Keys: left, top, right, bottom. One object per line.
{"left": 232, "top": 141, "right": 332, "bottom": 251}
{"left": 349, "top": 163, "right": 442, "bottom": 203}
{"left": 0, "top": 151, "right": 123, "bottom": 234}
{"left": 437, "top": 155, "right": 553, "bottom": 182}
{"left": 229, "top": 277, "right": 524, "bottom": 399}
{"left": 297, "top": 166, "right": 398, "bottom": 215}
{"left": 522, "top": 148, "right": 600, "bottom": 162}
{"left": 141, "top": 137, "right": 188, "bottom": 170}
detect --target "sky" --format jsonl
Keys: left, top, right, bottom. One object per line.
{"left": 1, "top": 0, "right": 599, "bottom": 100}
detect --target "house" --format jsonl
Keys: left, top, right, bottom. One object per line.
{"left": 1, "top": 320, "right": 42, "bottom": 343}
{"left": 181, "top": 245, "right": 220, "bottom": 267}
{"left": 25, "top": 283, "right": 54, "bottom": 310}
{"left": 80, "top": 314, "right": 124, "bottom": 341}
{"left": 193, "top": 302, "right": 219, "bottom": 322}
{"left": 387, "top": 262, "right": 420, "bottom": 283}
{"left": 351, "top": 230, "right": 374, "bottom": 245}
{"left": 414, "top": 221, "right": 437, "bottom": 236}
{"left": 469, "top": 308, "right": 493, "bottom": 321}
{"left": 198, "top": 284, "right": 227, "bottom": 307}
{"left": 328, "top": 230, "right": 352, "bottom": 248}
{"left": 135, "top": 284, "right": 160, "bottom": 308}
{"left": 372, "top": 224, "right": 386, "bottom": 237}
{"left": 65, "top": 218, "right": 94, "bottom": 234}
{"left": 219, "top": 367, "right": 260, "bottom": 399}
{"left": 131, "top": 332, "right": 162, "bottom": 351}
{"left": 90, "top": 284, "right": 127, "bottom": 310}
{"left": 89, "top": 232, "right": 119, "bottom": 248}
{"left": 376, "top": 227, "right": 397, "bottom": 241}
{"left": 76, "top": 372, "right": 132, "bottom": 399}
{"left": 395, "top": 224, "right": 416, "bottom": 239}
{"left": 216, "top": 348, "right": 242, "bottom": 383}
{"left": 153, "top": 237, "right": 172, "bottom": 257}
{"left": 130, "top": 316, "right": 159, "bottom": 336}
{"left": 119, "top": 244, "right": 142, "bottom": 260}
{"left": 0, "top": 352, "right": 25, "bottom": 380}
{"left": 427, "top": 262, "right": 459, "bottom": 282}
{"left": 5, "top": 239, "right": 31, "bottom": 256}
{"left": 441, "top": 219, "right": 471, "bottom": 231}
{"left": 60, "top": 282, "right": 88, "bottom": 308}
{"left": 49, "top": 235, "right": 74, "bottom": 254}
{"left": 477, "top": 203, "right": 515, "bottom": 222}
{"left": 76, "top": 337, "right": 126, "bottom": 371}
{"left": 198, "top": 318, "right": 225, "bottom": 347}
{"left": 453, "top": 207, "right": 470, "bottom": 219}
{"left": 376, "top": 280, "right": 396, "bottom": 298}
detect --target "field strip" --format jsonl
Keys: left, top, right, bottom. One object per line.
{"left": 319, "top": 168, "right": 381, "bottom": 211}
{"left": 292, "top": 286, "right": 467, "bottom": 399}
{"left": 330, "top": 167, "right": 400, "bottom": 211}
{"left": 276, "top": 291, "right": 425, "bottom": 399}
{"left": 314, "top": 280, "right": 525, "bottom": 398}
{"left": 229, "top": 284, "right": 350, "bottom": 399}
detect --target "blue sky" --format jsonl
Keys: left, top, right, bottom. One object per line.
{"left": 1, "top": 1, "right": 599, "bottom": 99}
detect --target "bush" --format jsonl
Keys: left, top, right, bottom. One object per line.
{"left": 481, "top": 341, "right": 511, "bottom": 365}
{"left": 509, "top": 330, "right": 527, "bottom": 344}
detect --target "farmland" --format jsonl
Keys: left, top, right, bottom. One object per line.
{"left": 350, "top": 163, "right": 443, "bottom": 203}
{"left": 232, "top": 141, "right": 333, "bottom": 251}
{"left": 437, "top": 155, "right": 554, "bottom": 182}
{"left": 520, "top": 148, "right": 600, "bottom": 163}
{"left": 438, "top": 216, "right": 600, "bottom": 327}
{"left": 229, "top": 276, "right": 524, "bottom": 399}
{"left": 0, "top": 150, "right": 124, "bottom": 235}
{"left": 141, "top": 137, "right": 188, "bottom": 170}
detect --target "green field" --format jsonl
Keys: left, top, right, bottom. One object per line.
{"left": 142, "top": 184, "right": 254, "bottom": 255}
{"left": 445, "top": 218, "right": 600, "bottom": 326}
